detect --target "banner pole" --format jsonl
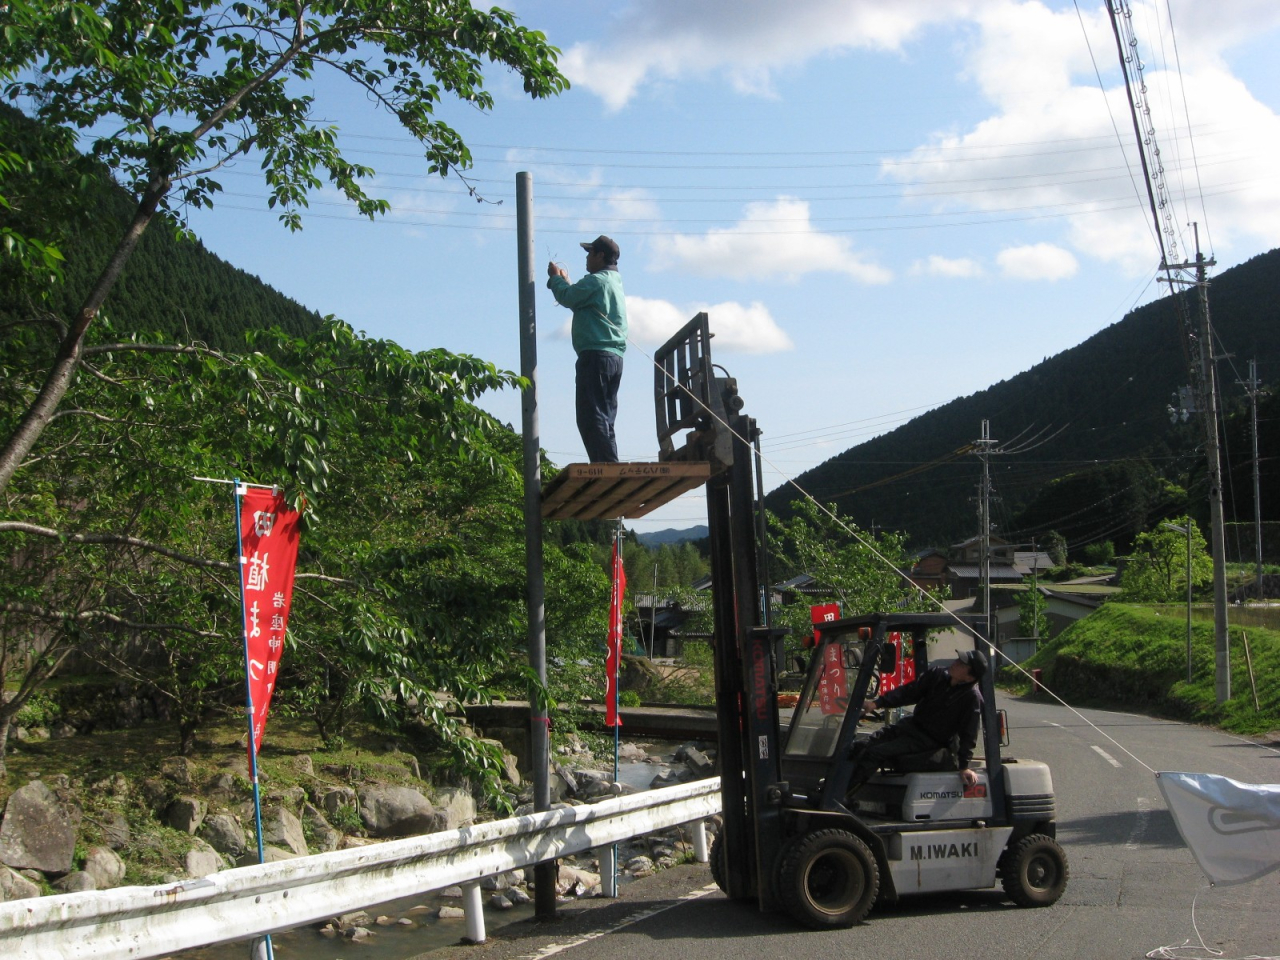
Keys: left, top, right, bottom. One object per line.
{"left": 234, "top": 480, "right": 275, "bottom": 960}
{"left": 612, "top": 520, "right": 622, "bottom": 896}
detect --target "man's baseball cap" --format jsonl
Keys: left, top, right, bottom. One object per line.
{"left": 958, "top": 649, "right": 988, "bottom": 681}
{"left": 580, "top": 235, "right": 620, "bottom": 263}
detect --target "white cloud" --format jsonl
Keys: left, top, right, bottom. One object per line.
{"left": 997, "top": 243, "right": 1078, "bottom": 281}
{"left": 878, "top": 0, "right": 1280, "bottom": 271}
{"left": 651, "top": 198, "right": 892, "bottom": 283}
{"left": 912, "top": 255, "right": 984, "bottom": 278}
{"left": 561, "top": 0, "right": 978, "bottom": 111}
{"left": 555, "top": 296, "right": 793, "bottom": 354}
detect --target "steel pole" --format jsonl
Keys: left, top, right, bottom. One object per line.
{"left": 1185, "top": 526, "right": 1192, "bottom": 684}
{"left": 516, "top": 172, "right": 556, "bottom": 918}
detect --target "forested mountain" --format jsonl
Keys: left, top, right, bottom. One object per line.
{"left": 0, "top": 104, "right": 323, "bottom": 350}
{"left": 766, "top": 248, "right": 1280, "bottom": 558}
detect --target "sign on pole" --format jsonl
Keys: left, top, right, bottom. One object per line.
{"left": 237, "top": 486, "right": 302, "bottom": 755}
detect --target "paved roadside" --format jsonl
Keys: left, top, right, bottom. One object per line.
{"left": 418, "top": 864, "right": 720, "bottom": 960}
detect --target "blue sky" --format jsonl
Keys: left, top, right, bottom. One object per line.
{"left": 184, "top": 0, "right": 1280, "bottom": 533}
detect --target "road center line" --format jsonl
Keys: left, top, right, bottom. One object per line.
{"left": 1092, "top": 745, "right": 1122, "bottom": 767}
{"left": 1125, "top": 797, "right": 1152, "bottom": 849}
{"left": 515, "top": 883, "right": 721, "bottom": 960}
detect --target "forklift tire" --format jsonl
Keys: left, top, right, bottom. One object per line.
{"left": 777, "top": 828, "right": 879, "bottom": 929}
{"left": 1000, "top": 834, "right": 1068, "bottom": 907}
{"left": 709, "top": 832, "right": 728, "bottom": 895}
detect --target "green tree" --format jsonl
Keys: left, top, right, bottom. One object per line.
{"left": 1043, "top": 530, "right": 1068, "bottom": 567}
{"left": 768, "top": 501, "right": 937, "bottom": 663}
{"left": 0, "top": 318, "right": 546, "bottom": 785}
{"left": 1121, "top": 516, "right": 1213, "bottom": 603}
{"left": 1016, "top": 588, "right": 1049, "bottom": 639}
{"left": 0, "top": 0, "right": 567, "bottom": 495}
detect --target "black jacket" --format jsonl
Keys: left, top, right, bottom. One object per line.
{"left": 874, "top": 666, "right": 983, "bottom": 769}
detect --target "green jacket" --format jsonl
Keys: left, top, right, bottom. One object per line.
{"left": 548, "top": 267, "right": 627, "bottom": 356}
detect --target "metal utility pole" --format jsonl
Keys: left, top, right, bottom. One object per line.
{"left": 1239, "top": 359, "right": 1264, "bottom": 599}
{"left": 515, "top": 172, "right": 556, "bottom": 918}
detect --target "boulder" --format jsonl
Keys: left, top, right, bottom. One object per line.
{"left": 0, "top": 866, "right": 40, "bottom": 901}
{"left": 648, "top": 769, "right": 692, "bottom": 790}
{"left": 261, "top": 807, "right": 308, "bottom": 856}
{"left": 50, "top": 722, "right": 77, "bottom": 740}
{"left": 159, "top": 757, "right": 197, "bottom": 787}
{"left": 206, "top": 772, "right": 239, "bottom": 797}
{"left": 237, "top": 846, "right": 298, "bottom": 866}
{"left": 624, "top": 855, "right": 655, "bottom": 877}
{"left": 432, "top": 787, "right": 476, "bottom": 830}
{"left": 101, "top": 811, "right": 131, "bottom": 851}
{"left": 200, "top": 814, "right": 247, "bottom": 857}
{"left": 556, "top": 865, "right": 601, "bottom": 897}
{"left": 682, "top": 746, "right": 715, "bottom": 778}
{"left": 301, "top": 804, "right": 341, "bottom": 852}
{"left": 618, "top": 742, "right": 649, "bottom": 761}
{"left": 358, "top": 785, "right": 440, "bottom": 837}
{"left": 277, "top": 786, "right": 307, "bottom": 808}
{"left": 52, "top": 871, "right": 96, "bottom": 893}
{"left": 166, "top": 797, "right": 207, "bottom": 835}
{"left": 506, "top": 885, "right": 531, "bottom": 905}
{"left": 83, "top": 846, "right": 126, "bottom": 889}
{"left": 185, "top": 842, "right": 225, "bottom": 878}
{"left": 438, "top": 906, "right": 465, "bottom": 919}
{"left": 0, "top": 780, "right": 77, "bottom": 874}
{"left": 321, "top": 787, "right": 357, "bottom": 819}
{"left": 293, "top": 755, "right": 314, "bottom": 777}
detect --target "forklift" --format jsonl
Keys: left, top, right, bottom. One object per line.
{"left": 653, "top": 317, "right": 1068, "bottom": 929}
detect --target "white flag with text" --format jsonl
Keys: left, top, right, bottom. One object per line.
{"left": 1156, "top": 772, "right": 1280, "bottom": 886}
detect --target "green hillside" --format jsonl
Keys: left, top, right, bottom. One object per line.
{"left": 0, "top": 104, "right": 323, "bottom": 350}
{"left": 766, "top": 248, "right": 1280, "bottom": 556}
{"left": 1014, "top": 603, "right": 1279, "bottom": 736}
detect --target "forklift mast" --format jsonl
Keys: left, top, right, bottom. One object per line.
{"left": 655, "top": 314, "right": 783, "bottom": 908}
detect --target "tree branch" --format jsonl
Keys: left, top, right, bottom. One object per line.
{"left": 0, "top": 603, "right": 224, "bottom": 638}
{"left": 0, "top": 522, "right": 231, "bottom": 570}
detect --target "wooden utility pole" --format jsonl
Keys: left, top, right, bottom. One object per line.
{"left": 1239, "top": 359, "right": 1264, "bottom": 599}
{"left": 1164, "top": 231, "right": 1229, "bottom": 702}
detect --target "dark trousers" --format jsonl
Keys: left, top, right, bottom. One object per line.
{"left": 847, "top": 716, "right": 941, "bottom": 788}
{"left": 576, "top": 350, "right": 623, "bottom": 463}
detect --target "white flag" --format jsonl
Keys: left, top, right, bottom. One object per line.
{"left": 1156, "top": 772, "right": 1280, "bottom": 886}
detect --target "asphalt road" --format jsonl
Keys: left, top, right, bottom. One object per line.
{"left": 436, "top": 698, "right": 1280, "bottom": 960}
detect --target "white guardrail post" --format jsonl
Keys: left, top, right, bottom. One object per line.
{"left": 0, "top": 777, "right": 721, "bottom": 960}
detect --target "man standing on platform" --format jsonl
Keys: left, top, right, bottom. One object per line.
{"left": 548, "top": 235, "right": 627, "bottom": 463}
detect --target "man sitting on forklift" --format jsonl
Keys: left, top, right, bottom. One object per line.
{"left": 847, "top": 649, "right": 988, "bottom": 795}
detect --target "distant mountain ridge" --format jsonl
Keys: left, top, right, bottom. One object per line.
{"left": 636, "top": 525, "right": 709, "bottom": 548}
{"left": 765, "top": 247, "right": 1280, "bottom": 554}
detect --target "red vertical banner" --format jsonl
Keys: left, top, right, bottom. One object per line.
{"left": 238, "top": 487, "right": 302, "bottom": 757}
{"left": 604, "top": 541, "right": 627, "bottom": 727}
{"left": 810, "top": 603, "right": 845, "bottom": 715}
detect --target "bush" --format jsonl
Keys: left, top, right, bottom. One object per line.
{"left": 1082, "top": 541, "right": 1115, "bottom": 565}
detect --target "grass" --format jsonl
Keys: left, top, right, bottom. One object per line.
{"left": 1005, "top": 603, "right": 1280, "bottom": 737}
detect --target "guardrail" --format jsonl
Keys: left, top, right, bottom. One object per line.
{"left": 0, "top": 777, "right": 721, "bottom": 960}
